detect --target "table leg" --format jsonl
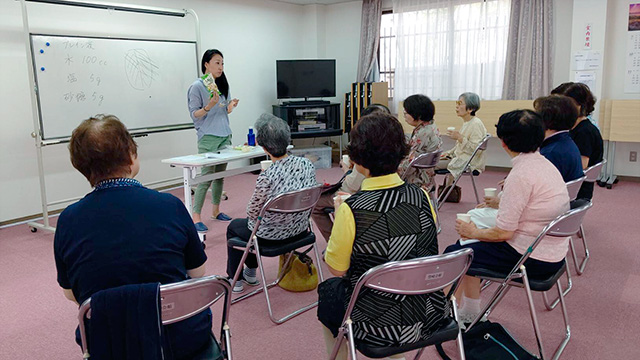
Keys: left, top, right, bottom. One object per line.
{"left": 183, "top": 167, "right": 193, "bottom": 216}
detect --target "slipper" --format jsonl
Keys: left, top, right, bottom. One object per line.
{"left": 212, "top": 213, "right": 232, "bottom": 221}
{"left": 194, "top": 222, "right": 208, "bottom": 232}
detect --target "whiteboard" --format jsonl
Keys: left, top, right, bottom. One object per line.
{"left": 30, "top": 34, "right": 198, "bottom": 140}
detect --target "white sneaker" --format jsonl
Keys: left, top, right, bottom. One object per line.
{"left": 242, "top": 268, "right": 259, "bottom": 286}
{"left": 232, "top": 281, "right": 244, "bottom": 293}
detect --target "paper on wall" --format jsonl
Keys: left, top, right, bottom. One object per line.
{"left": 572, "top": 50, "right": 603, "bottom": 70}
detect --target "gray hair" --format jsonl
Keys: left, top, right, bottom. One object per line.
{"left": 459, "top": 92, "right": 481, "bottom": 116}
{"left": 255, "top": 113, "right": 290, "bottom": 157}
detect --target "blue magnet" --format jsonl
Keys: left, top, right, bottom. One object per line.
{"left": 40, "top": 67, "right": 45, "bottom": 71}
{"left": 46, "top": 42, "right": 50, "bottom": 46}
{"left": 40, "top": 49, "right": 44, "bottom": 53}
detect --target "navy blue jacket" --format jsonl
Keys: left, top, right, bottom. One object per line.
{"left": 540, "top": 131, "right": 584, "bottom": 182}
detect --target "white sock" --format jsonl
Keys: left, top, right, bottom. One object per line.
{"left": 462, "top": 296, "right": 481, "bottom": 315}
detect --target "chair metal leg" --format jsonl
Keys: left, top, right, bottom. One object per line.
{"left": 480, "top": 280, "right": 492, "bottom": 292}
{"left": 542, "top": 262, "right": 572, "bottom": 311}
{"left": 571, "top": 225, "right": 589, "bottom": 275}
{"left": 551, "top": 279, "right": 571, "bottom": 360}
{"left": 451, "top": 296, "right": 466, "bottom": 360}
{"left": 312, "top": 243, "right": 325, "bottom": 282}
{"left": 223, "top": 323, "right": 232, "bottom": 360}
{"left": 521, "top": 266, "right": 547, "bottom": 360}
{"left": 346, "top": 319, "right": 358, "bottom": 360}
{"left": 469, "top": 173, "right": 480, "bottom": 204}
{"left": 329, "top": 327, "right": 348, "bottom": 360}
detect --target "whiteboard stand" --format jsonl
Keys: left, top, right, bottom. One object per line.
{"left": 20, "top": 0, "right": 201, "bottom": 233}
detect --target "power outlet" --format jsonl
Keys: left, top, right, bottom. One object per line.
{"left": 631, "top": 151, "right": 638, "bottom": 162}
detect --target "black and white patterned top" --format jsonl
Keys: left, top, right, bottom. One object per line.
{"left": 247, "top": 155, "right": 318, "bottom": 240}
{"left": 345, "top": 182, "right": 448, "bottom": 347}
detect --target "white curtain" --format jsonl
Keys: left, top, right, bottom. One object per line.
{"left": 392, "top": 0, "right": 511, "bottom": 111}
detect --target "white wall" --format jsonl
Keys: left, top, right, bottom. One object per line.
{"left": 0, "top": 0, "right": 313, "bottom": 223}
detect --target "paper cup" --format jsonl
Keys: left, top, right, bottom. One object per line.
{"left": 456, "top": 213, "right": 471, "bottom": 223}
{"left": 447, "top": 127, "right": 456, "bottom": 131}
{"left": 342, "top": 155, "right": 351, "bottom": 167}
{"left": 260, "top": 160, "right": 273, "bottom": 171}
{"left": 484, "top": 188, "right": 498, "bottom": 197}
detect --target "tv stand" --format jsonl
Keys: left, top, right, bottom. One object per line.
{"left": 283, "top": 98, "right": 330, "bottom": 106}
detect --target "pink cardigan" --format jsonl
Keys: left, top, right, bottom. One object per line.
{"left": 496, "top": 152, "right": 570, "bottom": 263}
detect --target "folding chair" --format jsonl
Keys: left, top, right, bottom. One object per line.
{"left": 329, "top": 248, "right": 474, "bottom": 360}
{"left": 401, "top": 149, "right": 443, "bottom": 232}
{"left": 229, "top": 185, "right": 325, "bottom": 324}
{"left": 569, "top": 160, "right": 606, "bottom": 275}
{"left": 78, "top": 275, "right": 234, "bottom": 360}
{"left": 466, "top": 202, "right": 593, "bottom": 360}
{"left": 437, "top": 134, "right": 491, "bottom": 209}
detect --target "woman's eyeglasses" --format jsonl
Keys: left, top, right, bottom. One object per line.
{"left": 456, "top": 100, "right": 464, "bottom": 106}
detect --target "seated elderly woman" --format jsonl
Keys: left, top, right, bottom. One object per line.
{"left": 318, "top": 112, "right": 444, "bottom": 360}
{"left": 397, "top": 94, "right": 442, "bottom": 191}
{"left": 444, "top": 110, "right": 570, "bottom": 324}
{"left": 54, "top": 115, "right": 212, "bottom": 359}
{"left": 436, "top": 92, "right": 487, "bottom": 196}
{"left": 226, "top": 113, "right": 317, "bottom": 293}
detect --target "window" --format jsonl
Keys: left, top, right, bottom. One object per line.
{"left": 379, "top": 0, "right": 510, "bottom": 103}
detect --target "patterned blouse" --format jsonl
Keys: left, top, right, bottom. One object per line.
{"left": 398, "top": 121, "right": 442, "bottom": 191}
{"left": 246, "top": 155, "right": 318, "bottom": 240}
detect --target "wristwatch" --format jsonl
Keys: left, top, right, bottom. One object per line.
{"left": 203, "top": 106, "right": 210, "bottom": 112}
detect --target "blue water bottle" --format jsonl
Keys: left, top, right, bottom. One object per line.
{"left": 247, "top": 127, "right": 256, "bottom": 146}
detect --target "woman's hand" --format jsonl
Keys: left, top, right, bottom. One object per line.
{"left": 447, "top": 129, "right": 462, "bottom": 141}
{"left": 206, "top": 92, "right": 220, "bottom": 110}
{"left": 455, "top": 219, "right": 478, "bottom": 239}
{"left": 333, "top": 191, "right": 350, "bottom": 208}
{"left": 340, "top": 159, "right": 353, "bottom": 173}
{"left": 227, "top": 98, "right": 239, "bottom": 113}
{"left": 477, "top": 195, "right": 500, "bottom": 209}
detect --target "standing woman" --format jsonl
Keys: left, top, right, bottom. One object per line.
{"left": 188, "top": 49, "right": 239, "bottom": 231}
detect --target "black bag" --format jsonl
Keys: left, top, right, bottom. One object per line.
{"left": 435, "top": 320, "right": 537, "bottom": 360}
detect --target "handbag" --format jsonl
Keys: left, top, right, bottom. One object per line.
{"left": 278, "top": 248, "right": 318, "bottom": 292}
{"left": 437, "top": 180, "right": 462, "bottom": 203}
{"left": 435, "top": 320, "right": 537, "bottom": 360}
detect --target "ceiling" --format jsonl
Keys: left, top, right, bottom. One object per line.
{"left": 271, "top": 0, "right": 358, "bottom": 5}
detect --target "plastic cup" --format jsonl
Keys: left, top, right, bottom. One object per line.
{"left": 456, "top": 213, "right": 471, "bottom": 223}
{"left": 447, "top": 127, "right": 456, "bottom": 131}
{"left": 342, "top": 155, "right": 351, "bottom": 167}
{"left": 484, "top": 188, "right": 498, "bottom": 197}
{"left": 260, "top": 160, "right": 273, "bottom": 171}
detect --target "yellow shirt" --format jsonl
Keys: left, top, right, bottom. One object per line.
{"left": 324, "top": 173, "right": 437, "bottom": 272}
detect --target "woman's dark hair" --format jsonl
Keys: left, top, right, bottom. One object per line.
{"left": 533, "top": 95, "right": 579, "bottom": 131}
{"left": 69, "top": 114, "right": 138, "bottom": 187}
{"left": 361, "top": 103, "right": 391, "bottom": 117}
{"left": 201, "top": 49, "right": 229, "bottom": 98}
{"left": 347, "top": 113, "right": 409, "bottom": 177}
{"left": 496, "top": 110, "right": 544, "bottom": 153}
{"left": 550, "top": 82, "right": 596, "bottom": 117}
{"left": 403, "top": 94, "right": 435, "bottom": 122}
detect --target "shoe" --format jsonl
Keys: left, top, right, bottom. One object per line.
{"left": 232, "top": 279, "right": 244, "bottom": 293}
{"left": 194, "top": 222, "right": 208, "bottom": 232}
{"left": 242, "top": 267, "right": 260, "bottom": 286}
{"left": 221, "top": 191, "right": 229, "bottom": 201}
{"left": 212, "top": 213, "right": 232, "bottom": 221}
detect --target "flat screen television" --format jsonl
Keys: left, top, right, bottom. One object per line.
{"left": 276, "top": 59, "right": 336, "bottom": 99}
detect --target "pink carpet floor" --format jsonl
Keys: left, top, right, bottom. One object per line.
{"left": 1, "top": 167, "right": 639, "bottom": 359}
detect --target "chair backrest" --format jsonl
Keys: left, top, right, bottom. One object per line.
{"left": 477, "top": 134, "right": 491, "bottom": 151}
{"left": 502, "top": 202, "right": 593, "bottom": 282}
{"left": 566, "top": 176, "right": 586, "bottom": 201}
{"left": 343, "top": 248, "right": 474, "bottom": 319}
{"left": 78, "top": 276, "right": 232, "bottom": 357}
{"left": 410, "top": 150, "right": 443, "bottom": 169}
{"left": 259, "top": 184, "right": 323, "bottom": 216}
{"left": 160, "top": 275, "right": 232, "bottom": 325}
{"left": 584, "top": 160, "right": 606, "bottom": 182}
{"left": 544, "top": 202, "right": 593, "bottom": 237}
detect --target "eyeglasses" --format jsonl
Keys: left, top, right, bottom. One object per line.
{"left": 456, "top": 100, "right": 464, "bottom": 106}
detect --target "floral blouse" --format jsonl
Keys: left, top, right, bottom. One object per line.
{"left": 398, "top": 121, "right": 442, "bottom": 191}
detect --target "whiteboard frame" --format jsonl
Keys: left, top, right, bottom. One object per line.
{"left": 29, "top": 33, "right": 199, "bottom": 143}
{"left": 20, "top": 0, "right": 201, "bottom": 233}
